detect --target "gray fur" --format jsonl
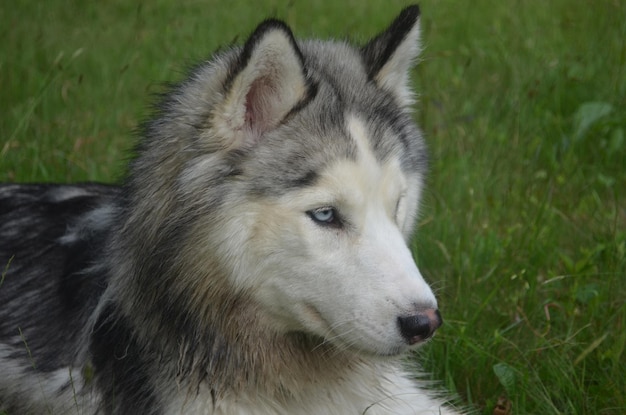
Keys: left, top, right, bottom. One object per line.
{"left": 0, "top": 5, "right": 462, "bottom": 414}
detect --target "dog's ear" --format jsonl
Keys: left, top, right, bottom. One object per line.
{"left": 361, "top": 5, "right": 421, "bottom": 107}
{"left": 213, "top": 20, "right": 312, "bottom": 150}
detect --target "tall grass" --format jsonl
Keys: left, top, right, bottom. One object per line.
{"left": 415, "top": 2, "right": 625, "bottom": 413}
{"left": 1, "top": 1, "right": 624, "bottom": 414}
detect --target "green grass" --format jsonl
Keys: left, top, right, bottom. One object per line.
{"left": 1, "top": 0, "right": 625, "bottom": 414}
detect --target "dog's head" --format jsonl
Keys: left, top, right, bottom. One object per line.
{"left": 131, "top": 5, "right": 440, "bottom": 357}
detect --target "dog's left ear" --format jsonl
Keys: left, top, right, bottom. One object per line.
{"left": 361, "top": 5, "right": 421, "bottom": 106}
{"left": 213, "top": 20, "right": 312, "bottom": 150}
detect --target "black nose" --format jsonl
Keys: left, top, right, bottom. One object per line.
{"left": 397, "top": 309, "right": 442, "bottom": 345}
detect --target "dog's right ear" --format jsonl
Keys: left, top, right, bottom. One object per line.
{"left": 212, "top": 20, "right": 313, "bottom": 150}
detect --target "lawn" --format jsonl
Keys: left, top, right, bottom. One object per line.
{"left": 1, "top": 0, "right": 625, "bottom": 414}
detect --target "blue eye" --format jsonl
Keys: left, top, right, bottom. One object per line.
{"left": 307, "top": 207, "right": 340, "bottom": 227}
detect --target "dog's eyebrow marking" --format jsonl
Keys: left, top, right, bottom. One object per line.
{"left": 290, "top": 170, "right": 318, "bottom": 188}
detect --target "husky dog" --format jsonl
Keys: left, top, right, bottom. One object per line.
{"left": 0, "top": 5, "right": 463, "bottom": 415}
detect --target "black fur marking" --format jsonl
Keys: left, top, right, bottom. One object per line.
{"left": 222, "top": 18, "right": 318, "bottom": 139}
{"left": 0, "top": 184, "right": 117, "bottom": 372}
{"left": 225, "top": 19, "right": 306, "bottom": 91}
{"left": 283, "top": 76, "right": 319, "bottom": 124}
{"left": 361, "top": 5, "right": 420, "bottom": 81}
{"left": 290, "top": 170, "right": 319, "bottom": 188}
{"left": 90, "top": 305, "right": 161, "bottom": 414}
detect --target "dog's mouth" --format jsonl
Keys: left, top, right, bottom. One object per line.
{"left": 296, "top": 303, "right": 431, "bottom": 358}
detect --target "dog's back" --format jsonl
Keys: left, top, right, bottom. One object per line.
{"left": 0, "top": 184, "right": 118, "bottom": 413}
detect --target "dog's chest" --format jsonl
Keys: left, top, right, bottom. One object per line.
{"left": 162, "top": 366, "right": 445, "bottom": 415}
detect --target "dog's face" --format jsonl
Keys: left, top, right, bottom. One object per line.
{"left": 199, "top": 7, "right": 440, "bottom": 357}
{"left": 133, "top": 7, "right": 441, "bottom": 357}
{"left": 235, "top": 114, "right": 437, "bottom": 357}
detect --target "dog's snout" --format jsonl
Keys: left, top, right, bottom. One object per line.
{"left": 397, "top": 309, "right": 442, "bottom": 345}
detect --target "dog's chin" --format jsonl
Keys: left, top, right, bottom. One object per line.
{"left": 261, "top": 305, "right": 426, "bottom": 360}
{"left": 355, "top": 345, "right": 407, "bottom": 359}
{"left": 277, "top": 304, "right": 415, "bottom": 358}
{"left": 345, "top": 340, "right": 412, "bottom": 359}
{"left": 289, "top": 330, "right": 411, "bottom": 359}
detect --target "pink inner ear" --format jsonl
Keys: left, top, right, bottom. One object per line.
{"left": 244, "top": 84, "right": 259, "bottom": 128}
{"left": 244, "top": 76, "right": 276, "bottom": 138}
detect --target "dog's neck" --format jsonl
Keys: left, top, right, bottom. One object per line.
{"left": 102, "top": 276, "right": 367, "bottom": 400}
{"left": 174, "top": 296, "right": 366, "bottom": 398}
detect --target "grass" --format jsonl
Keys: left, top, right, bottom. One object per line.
{"left": 1, "top": 0, "right": 624, "bottom": 414}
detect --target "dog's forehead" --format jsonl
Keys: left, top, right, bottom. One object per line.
{"left": 314, "top": 116, "right": 409, "bottom": 201}
{"left": 301, "top": 40, "right": 426, "bottom": 169}
{"left": 239, "top": 40, "right": 426, "bottom": 197}
{"left": 242, "top": 112, "right": 417, "bottom": 198}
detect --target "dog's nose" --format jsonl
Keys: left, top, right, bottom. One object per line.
{"left": 397, "top": 309, "right": 442, "bottom": 345}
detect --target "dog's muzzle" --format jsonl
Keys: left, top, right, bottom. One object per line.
{"left": 397, "top": 309, "right": 442, "bottom": 345}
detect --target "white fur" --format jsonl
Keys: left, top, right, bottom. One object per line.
{"left": 179, "top": 113, "right": 463, "bottom": 414}
{"left": 227, "top": 114, "right": 436, "bottom": 356}
{"left": 166, "top": 362, "right": 458, "bottom": 414}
